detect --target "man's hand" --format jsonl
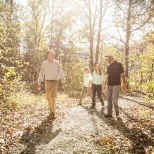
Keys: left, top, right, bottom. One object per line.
{"left": 102, "top": 82, "right": 106, "bottom": 92}
{"left": 122, "top": 84, "right": 127, "bottom": 93}
{"left": 61, "top": 83, "right": 65, "bottom": 90}
{"left": 121, "top": 73, "right": 126, "bottom": 93}
{"left": 38, "top": 85, "right": 41, "bottom": 91}
{"left": 102, "top": 85, "right": 106, "bottom": 92}
{"left": 87, "top": 87, "right": 91, "bottom": 91}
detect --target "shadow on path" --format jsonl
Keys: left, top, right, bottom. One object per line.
{"left": 120, "top": 107, "right": 154, "bottom": 136}
{"left": 20, "top": 117, "right": 61, "bottom": 154}
{"left": 92, "top": 109, "right": 154, "bottom": 154}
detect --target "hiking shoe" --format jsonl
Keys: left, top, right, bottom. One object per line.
{"left": 100, "top": 107, "right": 105, "bottom": 113}
{"left": 116, "top": 115, "right": 121, "bottom": 120}
{"left": 104, "top": 114, "right": 112, "bottom": 118}
{"left": 50, "top": 112, "right": 56, "bottom": 120}
{"left": 101, "top": 102, "right": 104, "bottom": 106}
{"left": 77, "top": 103, "right": 82, "bottom": 106}
{"left": 89, "top": 105, "right": 95, "bottom": 109}
{"left": 47, "top": 115, "right": 52, "bottom": 120}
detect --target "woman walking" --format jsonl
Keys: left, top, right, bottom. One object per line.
{"left": 90, "top": 64, "right": 105, "bottom": 109}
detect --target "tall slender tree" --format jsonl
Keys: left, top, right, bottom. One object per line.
{"left": 114, "top": 0, "right": 152, "bottom": 87}
{"left": 78, "top": 0, "right": 111, "bottom": 69}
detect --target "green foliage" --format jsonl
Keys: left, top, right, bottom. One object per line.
{"left": 0, "top": 0, "right": 153, "bottom": 103}
{"left": 147, "top": 80, "right": 154, "bottom": 93}
{"left": 21, "top": 47, "right": 48, "bottom": 91}
{"left": 144, "top": 95, "right": 149, "bottom": 103}
{"left": 129, "top": 49, "right": 154, "bottom": 93}
{"left": 0, "top": 1, "right": 22, "bottom": 102}
{"left": 63, "top": 60, "right": 84, "bottom": 97}
{"left": 0, "top": 48, "right": 21, "bottom": 102}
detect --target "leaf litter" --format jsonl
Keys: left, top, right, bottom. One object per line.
{"left": 0, "top": 93, "right": 154, "bottom": 154}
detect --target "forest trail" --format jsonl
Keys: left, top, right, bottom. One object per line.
{"left": 1, "top": 94, "right": 154, "bottom": 154}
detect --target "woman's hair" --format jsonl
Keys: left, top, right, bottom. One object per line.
{"left": 94, "top": 64, "right": 102, "bottom": 75}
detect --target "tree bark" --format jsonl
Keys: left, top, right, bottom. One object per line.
{"left": 49, "top": 0, "right": 55, "bottom": 50}
{"left": 88, "top": 0, "right": 94, "bottom": 69}
{"left": 55, "top": 27, "right": 63, "bottom": 59}
{"left": 95, "top": 0, "right": 103, "bottom": 65}
{"left": 125, "top": 0, "right": 132, "bottom": 85}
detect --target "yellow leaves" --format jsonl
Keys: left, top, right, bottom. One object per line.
{"left": 107, "top": 143, "right": 113, "bottom": 149}
{"left": 130, "top": 105, "right": 151, "bottom": 119}
{"left": 114, "top": 18, "right": 126, "bottom": 28}
{"left": 152, "top": 100, "right": 154, "bottom": 106}
{"left": 9, "top": 127, "right": 14, "bottom": 132}
{"left": 101, "top": 137, "right": 107, "bottom": 144}
{"left": 101, "top": 136, "right": 114, "bottom": 145}
{"left": 130, "top": 107, "right": 138, "bottom": 111}
{"left": 139, "top": 109, "right": 150, "bottom": 118}
{"left": 101, "top": 136, "right": 120, "bottom": 151}
{"left": 4, "top": 67, "right": 16, "bottom": 78}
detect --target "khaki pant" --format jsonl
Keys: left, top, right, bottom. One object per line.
{"left": 45, "top": 80, "right": 59, "bottom": 113}
{"left": 79, "top": 86, "right": 92, "bottom": 104}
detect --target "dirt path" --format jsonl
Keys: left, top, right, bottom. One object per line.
{"left": 2, "top": 94, "right": 154, "bottom": 154}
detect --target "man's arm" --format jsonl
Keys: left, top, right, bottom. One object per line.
{"left": 121, "top": 73, "right": 126, "bottom": 93}
{"left": 102, "top": 74, "right": 108, "bottom": 91}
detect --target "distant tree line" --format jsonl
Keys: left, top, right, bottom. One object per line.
{"left": 0, "top": 0, "right": 153, "bottom": 103}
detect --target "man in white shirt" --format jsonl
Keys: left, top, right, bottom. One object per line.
{"left": 38, "top": 50, "right": 66, "bottom": 119}
{"left": 78, "top": 66, "right": 92, "bottom": 105}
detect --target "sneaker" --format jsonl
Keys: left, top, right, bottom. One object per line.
{"left": 77, "top": 103, "right": 82, "bottom": 106}
{"left": 50, "top": 112, "right": 56, "bottom": 120}
{"left": 104, "top": 114, "right": 112, "bottom": 118}
{"left": 47, "top": 115, "right": 52, "bottom": 120}
{"left": 100, "top": 107, "right": 105, "bottom": 113}
{"left": 116, "top": 115, "right": 121, "bottom": 120}
{"left": 89, "top": 105, "right": 95, "bottom": 109}
{"left": 101, "top": 102, "right": 104, "bottom": 106}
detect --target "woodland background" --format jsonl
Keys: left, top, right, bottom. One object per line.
{"left": 0, "top": 0, "right": 154, "bottom": 105}
{"left": 0, "top": 0, "right": 154, "bottom": 153}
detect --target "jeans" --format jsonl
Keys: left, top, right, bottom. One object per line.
{"left": 106, "top": 85, "right": 121, "bottom": 116}
{"left": 92, "top": 83, "right": 104, "bottom": 107}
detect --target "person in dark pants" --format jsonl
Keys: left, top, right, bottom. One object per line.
{"left": 104, "top": 53, "right": 126, "bottom": 119}
{"left": 90, "top": 64, "right": 105, "bottom": 109}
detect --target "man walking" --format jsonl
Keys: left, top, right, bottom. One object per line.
{"left": 38, "top": 50, "right": 65, "bottom": 120}
{"left": 104, "top": 53, "right": 126, "bottom": 119}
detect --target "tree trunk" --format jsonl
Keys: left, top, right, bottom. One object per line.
{"left": 125, "top": 0, "right": 132, "bottom": 87}
{"left": 55, "top": 27, "right": 63, "bottom": 59}
{"left": 150, "top": 59, "right": 154, "bottom": 81}
{"left": 88, "top": 0, "right": 94, "bottom": 70}
{"left": 49, "top": 0, "right": 55, "bottom": 49}
{"left": 95, "top": 0, "right": 103, "bottom": 65}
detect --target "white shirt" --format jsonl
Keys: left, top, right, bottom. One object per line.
{"left": 38, "top": 59, "right": 66, "bottom": 85}
{"left": 83, "top": 73, "right": 92, "bottom": 87}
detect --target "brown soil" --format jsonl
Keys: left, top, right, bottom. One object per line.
{"left": 1, "top": 93, "right": 154, "bottom": 154}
